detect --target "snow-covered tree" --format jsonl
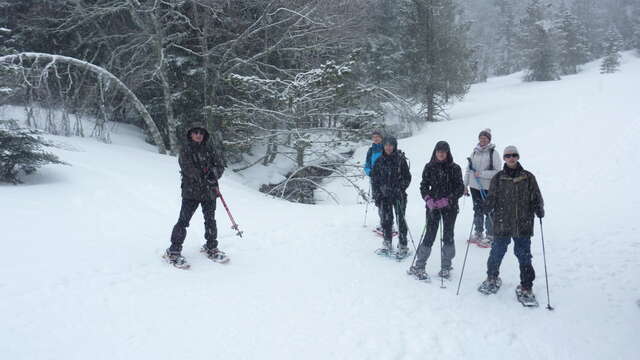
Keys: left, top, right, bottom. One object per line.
{"left": 398, "top": 0, "right": 474, "bottom": 121}
{"left": 554, "top": 3, "right": 591, "bottom": 74}
{"left": 493, "top": 0, "right": 522, "bottom": 75}
{"left": 571, "top": 0, "right": 607, "bottom": 58}
{"left": 0, "top": 122, "right": 66, "bottom": 184}
{"left": 520, "top": 0, "right": 560, "bottom": 81}
{"left": 600, "top": 26, "right": 624, "bottom": 73}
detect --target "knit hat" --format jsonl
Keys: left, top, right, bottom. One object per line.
{"left": 479, "top": 128, "right": 492, "bottom": 141}
{"left": 372, "top": 129, "right": 382, "bottom": 137}
{"left": 503, "top": 145, "right": 519, "bottom": 156}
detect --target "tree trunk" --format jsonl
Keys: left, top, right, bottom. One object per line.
{"left": 0, "top": 53, "right": 167, "bottom": 154}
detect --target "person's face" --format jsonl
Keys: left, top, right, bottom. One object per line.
{"left": 504, "top": 152, "right": 519, "bottom": 167}
{"left": 190, "top": 129, "right": 205, "bottom": 143}
{"left": 384, "top": 143, "right": 394, "bottom": 155}
{"left": 479, "top": 135, "right": 490, "bottom": 146}
{"left": 372, "top": 134, "right": 382, "bottom": 144}
{"left": 435, "top": 150, "right": 447, "bottom": 161}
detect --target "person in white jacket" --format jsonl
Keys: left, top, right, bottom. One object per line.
{"left": 463, "top": 129, "right": 502, "bottom": 247}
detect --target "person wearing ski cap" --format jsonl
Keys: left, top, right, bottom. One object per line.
{"left": 364, "top": 130, "right": 385, "bottom": 231}
{"left": 464, "top": 128, "right": 502, "bottom": 247}
{"left": 164, "top": 123, "right": 227, "bottom": 268}
{"left": 371, "top": 136, "right": 411, "bottom": 256}
{"left": 479, "top": 145, "right": 544, "bottom": 303}
{"left": 408, "top": 141, "right": 464, "bottom": 281}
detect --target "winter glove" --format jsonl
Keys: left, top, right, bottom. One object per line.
{"left": 203, "top": 168, "right": 218, "bottom": 186}
{"left": 425, "top": 196, "right": 436, "bottom": 210}
{"left": 536, "top": 208, "right": 545, "bottom": 219}
{"left": 434, "top": 197, "right": 449, "bottom": 209}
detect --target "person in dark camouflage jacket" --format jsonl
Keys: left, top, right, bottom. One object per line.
{"left": 482, "top": 145, "right": 544, "bottom": 296}
{"left": 166, "top": 123, "right": 225, "bottom": 261}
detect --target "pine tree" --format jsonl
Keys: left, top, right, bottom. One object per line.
{"left": 0, "top": 124, "right": 66, "bottom": 184}
{"left": 520, "top": 0, "right": 560, "bottom": 82}
{"left": 600, "top": 26, "right": 624, "bottom": 74}
{"left": 571, "top": 0, "right": 606, "bottom": 59}
{"left": 554, "top": 3, "right": 591, "bottom": 75}
{"left": 398, "top": 0, "right": 474, "bottom": 122}
{"left": 360, "top": 0, "right": 403, "bottom": 87}
{"left": 493, "top": 0, "right": 522, "bottom": 75}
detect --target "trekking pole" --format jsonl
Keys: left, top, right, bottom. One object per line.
{"left": 396, "top": 198, "right": 417, "bottom": 251}
{"left": 456, "top": 218, "right": 476, "bottom": 295}
{"left": 215, "top": 188, "right": 244, "bottom": 238}
{"left": 409, "top": 223, "right": 427, "bottom": 268}
{"left": 539, "top": 218, "right": 554, "bottom": 311}
{"left": 363, "top": 182, "right": 371, "bottom": 227}
{"left": 439, "top": 215, "right": 446, "bottom": 289}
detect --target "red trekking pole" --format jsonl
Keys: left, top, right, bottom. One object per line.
{"left": 215, "top": 187, "right": 243, "bottom": 238}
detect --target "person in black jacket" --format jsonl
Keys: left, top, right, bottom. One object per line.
{"left": 164, "top": 123, "right": 226, "bottom": 267}
{"left": 408, "top": 141, "right": 464, "bottom": 280}
{"left": 371, "top": 137, "right": 411, "bottom": 255}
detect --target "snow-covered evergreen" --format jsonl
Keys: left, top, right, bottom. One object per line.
{"left": 600, "top": 26, "right": 624, "bottom": 73}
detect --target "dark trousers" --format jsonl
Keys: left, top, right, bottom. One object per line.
{"left": 470, "top": 188, "right": 493, "bottom": 235}
{"left": 414, "top": 207, "right": 457, "bottom": 270}
{"left": 380, "top": 198, "right": 408, "bottom": 246}
{"left": 487, "top": 236, "right": 536, "bottom": 289}
{"left": 169, "top": 198, "right": 217, "bottom": 253}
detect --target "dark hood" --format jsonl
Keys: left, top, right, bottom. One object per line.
{"left": 382, "top": 136, "right": 398, "bottom": 156}
{"left": 429, "top": 141, "right": 453, "bottom": 164}
{"left": 186, "top": 122, "right": 210, "bottom": 144}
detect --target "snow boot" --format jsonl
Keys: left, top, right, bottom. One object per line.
{"left": 395, "top": 244, "right": 410, "bottom": 260}
{"left": 438, "top": 268, "right": 451, "bottom": 279}
{"left": 469, "top": 231, "right": 483, "bottom": 244}
{"left": 476, "top": 235, "right": 492, "bottom": 248}
{"left": 407, "top": 266, "right": 431, "bottom": 282}
{"left": 516, "top": 285, "right": 539, "bottom": 307}
{"left": 163, "top": 249, "right": 190, "bottom": 269}
{"left": 201, "top": 245, "right": 230, "bottom": 264}
{"left": 478, "top": 276, "right": 502, "bottom": 295}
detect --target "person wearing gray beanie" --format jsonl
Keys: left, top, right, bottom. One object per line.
{"left": 463, "top": 128, "right": 501, "bottom": 248}
{"left": 478, "top": 145, "right": 545, "bottom": 306}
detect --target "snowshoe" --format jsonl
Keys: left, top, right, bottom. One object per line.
{"left": 201, "top": 246, "right": 230, "bottom": 264}
{"left": 468, "top": 231, "right": 483, "bottom": 245}
{"left": 373, "top": 226, "right": 398, "bottom": 237}
{"left": 477, "top": 235, "right": 492, "bottom": 248}
{"left": 163, "top": 250, "right": 190, "bottom": 270}
{"left": 394, "top": 246, "right": 411, "bottom": 261}
{"left": 516, "top": 285, "right": 539, "bottom": 307}
{"left": 407, "top": 266, "right": 431, "bottom": 282}
{"left": 478, "top": 276, "right": 502, "bottom": 295}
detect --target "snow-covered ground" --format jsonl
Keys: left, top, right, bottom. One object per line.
{"left": 2, "top": 53, "right": 639, "bottom": 359}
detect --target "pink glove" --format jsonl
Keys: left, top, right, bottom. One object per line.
{"left": 425, "top": 196, "right": 436, "bottom": 210}
{"left": 435, "top": 197, "right": 449, "bottom": 209}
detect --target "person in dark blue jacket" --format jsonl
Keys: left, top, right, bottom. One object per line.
{"left": 364, "top": 130, "right": 384, "bottom": 230}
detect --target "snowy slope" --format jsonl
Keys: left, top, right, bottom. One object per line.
{"left": 2, "top": 53, "right": 639, "bottom": 360}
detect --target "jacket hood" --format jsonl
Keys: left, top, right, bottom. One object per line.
{"left": 430, "top": 141, "right": 453, "bottom": 164}
{"left": 186, "top": 122, "right": 210, "bottom": 144}
{"left": 382, "top": 136, "right": 398, "bottom": 156}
